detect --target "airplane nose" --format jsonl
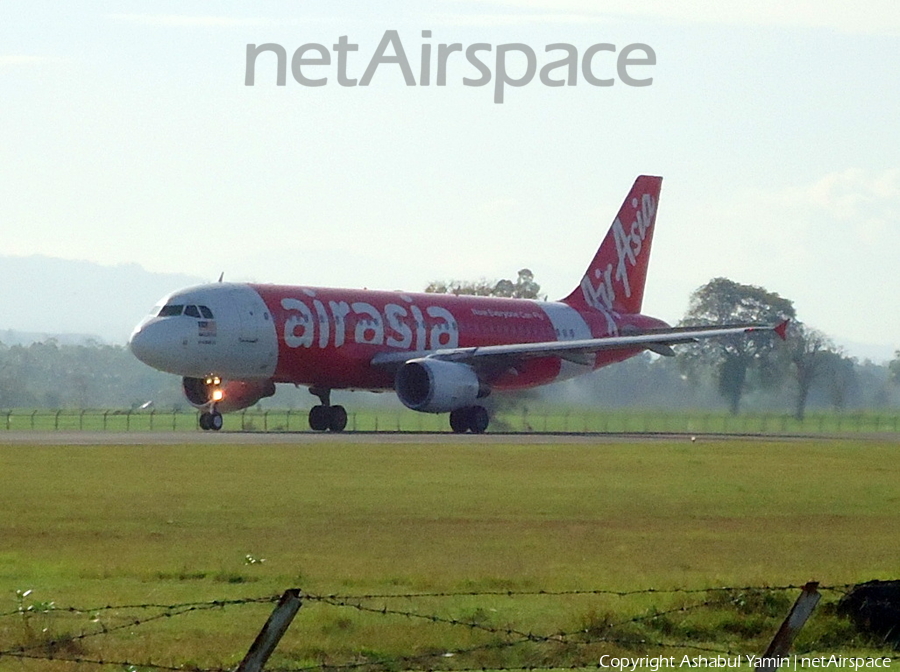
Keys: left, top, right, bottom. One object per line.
{"left": 129, "top": 319, "right": 187, "bottom": 374}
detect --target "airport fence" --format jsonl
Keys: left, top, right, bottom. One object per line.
{"left": 1, "top": 407, "right": 900, "bottom": 434}
{"left": 0, "top": 582, "right": 881, "bottom": 672}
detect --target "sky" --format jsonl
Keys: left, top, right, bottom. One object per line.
{"left": 2, "top": 1, "right": 898, "bottom": 359}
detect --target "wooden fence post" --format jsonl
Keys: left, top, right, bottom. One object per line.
{"left": 755, "top": 581, "right": 821, "bottom": 672}
{"left": 237, "top": 589, "right": 302, "bottom": 672}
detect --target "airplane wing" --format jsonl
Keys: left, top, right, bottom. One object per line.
{"left": 371, "top": 320, "right": 789, "bottom": 371}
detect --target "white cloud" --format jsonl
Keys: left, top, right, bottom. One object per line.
{"left": 780, "top": 168, "right": 899, "bottom": 243}
{"left": 0, "top": 55, "right": 62, "bottom": 67}
{"left": 429, "top": 12, "right": 609, "bottom": 26}
{"left": 457, "top": 0, "right": 900, "bottom": 35}
{"left": 108, "top": 14, "right": 274, "bottom": 28}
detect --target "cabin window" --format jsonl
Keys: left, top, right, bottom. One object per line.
{"left": 158, "top": 304, "right": 184, "bottom": 317}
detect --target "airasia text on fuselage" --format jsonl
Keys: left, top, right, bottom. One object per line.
{"left": 279, "top": 293, "right": 460, "bottom": 351}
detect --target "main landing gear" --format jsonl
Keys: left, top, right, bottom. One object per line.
{"left": 308, "top": 387, "right": 347, "bottom": 432}
{"left": 199, "top": 409, "right": 223, "bottom": 431}
{"left": 449, "top": 405, "right": 489, "bottom": 434}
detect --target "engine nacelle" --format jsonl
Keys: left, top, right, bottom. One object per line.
{"left": 395, "top": 359, "right": 482, "bottom": 413}
{"left": 182, "top": 377, "right": 276, "bottom": 413}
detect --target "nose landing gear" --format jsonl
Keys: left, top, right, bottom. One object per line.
{"left": 308, "top": 387, "right": 347, "bottom": 432}
{"left": 199, "top": 409, "right": 223, "bottom": 431}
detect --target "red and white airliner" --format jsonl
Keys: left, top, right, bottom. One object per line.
{"left": 129, "top": 175, "right": 786, "bottom": 433}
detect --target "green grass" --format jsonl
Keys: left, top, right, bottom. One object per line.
{"left": 0, "top": 439, "right": 898, "bottom": 669}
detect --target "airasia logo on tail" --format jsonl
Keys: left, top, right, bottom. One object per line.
{"left": 580, "top": 192, "right": 657, "bottom": 324}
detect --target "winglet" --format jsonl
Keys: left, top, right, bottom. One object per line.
{"left": 774, "top": 319, "right": 790, "bottom": 341}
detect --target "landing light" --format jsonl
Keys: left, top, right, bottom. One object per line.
{"left": 212, "top": 389, "right": 224, "bottom": 402}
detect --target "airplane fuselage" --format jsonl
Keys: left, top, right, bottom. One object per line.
{"left": 130, "top": 282, "right": 670, "bottom": 393}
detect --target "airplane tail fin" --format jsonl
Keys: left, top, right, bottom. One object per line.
{"left": 561, "top": 175, "right": 663, "bottom": 316}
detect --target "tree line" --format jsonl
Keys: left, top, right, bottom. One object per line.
{"left": 0, "top": 272, "right": 897, "bottom": 414}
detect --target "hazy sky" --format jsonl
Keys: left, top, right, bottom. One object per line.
{"left": 2, "top": 1, "right": 898, "bottom": 358}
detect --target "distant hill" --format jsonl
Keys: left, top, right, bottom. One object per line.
{"left": 0, "top": 329, "right": 107, "bottom": 346}
{"left": 0, "top": 255, "right": 205, "bottom": 345}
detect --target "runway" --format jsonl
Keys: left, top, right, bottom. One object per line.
{"left": 0, "top": 430, "right": 866, "bottom": 445}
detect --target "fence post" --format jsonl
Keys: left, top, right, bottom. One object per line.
{"left": 755, "top": 581, "right": 821, "bottom": 672}
{"left": 237, "top": 589, "right": 302, "bottom": 672}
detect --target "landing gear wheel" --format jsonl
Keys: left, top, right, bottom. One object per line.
{"left": 328, "top": 405, "right": 348, "bottom": 432}
{"left": 449, "top": 406, "right": 490, "bottom": 434}
{"left": 469, "top": 406, "right": 489, "bottom": 434}
{"left": 209, "top": 411, "right": 223, "bottom": 431}
{"left": 199, "top": 411, "right": 223, "bottom": 431}
{"left": 309, "top": 405, "right": 330, "bottom": 431}
{"left": 449, "top": 409, "right": 470, "bottom": 434}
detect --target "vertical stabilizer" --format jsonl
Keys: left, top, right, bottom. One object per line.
{"left": 561, "top": 175, "right": 663, "bottom": 317}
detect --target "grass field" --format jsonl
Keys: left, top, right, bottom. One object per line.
{"left": 0, "top": 438, "right": 898, "bottom": 670}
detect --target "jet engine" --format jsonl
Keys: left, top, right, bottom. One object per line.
{"left": 394, "top": 359, "right": 484, "bottom": 413}
{"left": 182, "top": 376, "right": 276, "bottom": 413}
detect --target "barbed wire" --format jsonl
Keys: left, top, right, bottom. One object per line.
{"left": 316, "top": 583, "right": 855, "bottom": 601}
{"left": 0, "top": 582, "right": 870, "bottom": 671}
{"left": 0, "top": 595, "right": 280, "bottom": 665}
{"left": 302, "top": 591, "right": 733, "bottom": 645}
{"left": 0, "top": 583, "right": 855, "bottom": 622}
{"left": 0, "top": 594, "right": 280, "bottom": 620}
{"left": 274, "top": 597, "right": 745, "bottom": 672}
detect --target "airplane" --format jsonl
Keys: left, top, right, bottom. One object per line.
{"left": 128, "top": 175, "right": 788, "bottom": 433}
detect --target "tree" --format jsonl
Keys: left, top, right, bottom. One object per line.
{"left": 890, "top": 351, "right": 900, "bottom": 387}
{"left": 426, "top": 268, "right": 544, "bottom": 300}
{"left": 818, "top": 350, "right": 857, "bottom": 411}
{"left": 784, "top": 322, "right": 833, "bottom": 420}
{"left": 679, "top": 277, "right": 795, "bottom": 415}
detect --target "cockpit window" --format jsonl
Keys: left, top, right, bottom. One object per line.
{"left": 199, "top": 305, "right": 214, "bottom": 319}
{"left": 185, "top": 305, "right": 201, "bottom": 318}
{"left": 158, "top": 304, "right": 184, "bottom": 317}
